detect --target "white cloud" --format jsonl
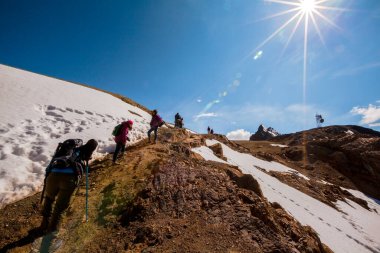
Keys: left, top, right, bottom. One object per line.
{"left": 197, "top": 98, "right": 202, "bottom": 103}
{"left": 194, "top": 112, "right": 218, "bottom": 121}
{"left": 351, "top": 104, "right": 380, "bottom": 125}
{"left": 226, "top": 129, "right": 251, "bottom": 140}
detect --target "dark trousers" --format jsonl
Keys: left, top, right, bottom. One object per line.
{"left": 41, "top": 173, "right": 78, "bottom": 231}
{"left": 113, "top": 142, "right": 126, "bottom": 162}
{"left": 148, "top": 126, "right": 158, "bottom": 141}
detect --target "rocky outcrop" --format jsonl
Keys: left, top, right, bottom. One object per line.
{"left": 121, "top": 158, "right": 329, "bottom": 252}
{"left": 274, "top": 125, "right": 380, "bottom": 199}
{"left": 250, "top": 124, "right": 280, "bottom": 141}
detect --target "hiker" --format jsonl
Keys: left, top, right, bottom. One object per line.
{"left": 40, "top": 139, "right": 98, "bottom": 233}
{"left": 174, "top": 112, "right": 183, "bottom": 128}
{"left": 113, "top": 120, "right": 133, "bottom": 164}
{"left": 210, "top": 128, "right": 214, "bottom": 134}
{"left": 148, "top": 109, "right": 164, "bottom": 143}
{"left": 207, "top": 126, "right": 211, "bottom": 134}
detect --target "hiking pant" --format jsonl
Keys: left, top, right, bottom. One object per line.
{"left": 148, "top": 126, "right": 158, "bottom": 141}
{"left": 41, "top": 173, "right": 78, "bottom": 231}
{"left": 113, "top": 142, "right": 126, "bottom": 162}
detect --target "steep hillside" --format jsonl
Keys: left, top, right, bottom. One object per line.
{"left": 0, "top": 64, "right": 152, "bottom": 207}
{"left": 0, "top": 128, "right": 331, "bottom": 253}
{"left": 237, "top": 125, "right": 380, "bottom": 199}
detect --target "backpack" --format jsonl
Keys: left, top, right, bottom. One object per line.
{"left": 112, "top": 124, "right": 122, "bottom": 136}
{"left": 48, "top": 139, "right": 84, "bottom": 176}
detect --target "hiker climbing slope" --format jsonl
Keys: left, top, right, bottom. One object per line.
{"left": 40, "top": 139, "right": 98, "bottom": 233}
{"left": 174, "top": 112, "right": 183, "bottom": 128}
{"left": 112, "top": 120, "right": 133, "bottom": 164}
{"left": 148, "top": 109, "right": 164, "bottom": 143}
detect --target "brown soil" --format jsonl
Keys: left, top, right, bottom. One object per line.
{"left": 0, "top": 128, "right": 331, "bottom": 253}
{"left": 234, "top": 125, "right": 380, "bottom": 209}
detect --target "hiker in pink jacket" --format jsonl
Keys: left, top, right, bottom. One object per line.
{"left": 148, "top": 109, "right": 163, "bottom": 143}
{"left": 113, "top": 120, "right": 133, "bottom": 164}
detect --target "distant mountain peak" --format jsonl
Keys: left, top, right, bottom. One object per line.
{"left": 250, "top": 124, "right": 280, "bottom": 141}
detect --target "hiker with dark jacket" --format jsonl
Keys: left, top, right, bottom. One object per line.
{"left": 113, "top": 120, "right": 133, "bottom": 164}
{"left": 174, "top": 112, "right": 183, "bottom": 128}
{"left": 40, "top": 139, "right": 98, "bottom": 233}
{"left": 148, "top": 109, "right": 163, "bottom": 143}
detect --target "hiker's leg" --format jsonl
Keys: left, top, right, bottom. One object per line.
{"left": 40, "top": 173, "right": 60, "bottom": 230}
{"left": 113, "top": 142, "right": 122, "bottom": 162}
{"left": 148, "top": 128, "right": 153, "bottom": 141}
{"left": 48, "top": 175, "right": 77, "bottom": 232}
{"left": 120, "top": 143, "right": 126, "bottom": 156}
{"left": 153, "top": 127, "right": 158, "bottom": 142}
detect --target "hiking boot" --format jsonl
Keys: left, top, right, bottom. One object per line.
{"left": 39, "top": 216, "right": 49, "bottom": 232}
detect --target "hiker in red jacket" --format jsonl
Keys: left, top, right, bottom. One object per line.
{"left": 148, "top": 109, "right": 163, "bottom": 143}
{"left": 113, "top": 120, "right": 133, "bottom": 164}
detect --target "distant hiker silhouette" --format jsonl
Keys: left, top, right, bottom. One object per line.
{"left": 112, "top": 120, "right": 133, "bottom": 164}
{"left": 207, "top": 126, "right": 211, "bottom": 134}
{"left": 174, "top": 112, "right": 183, "bottom": 128}
{"left": 210, "top": 129, "right": 214, "bottom": 134}
{"left": 40, "top": 139, "right": 98, "bottom": 233}
{"left": 148, "top": 109, "right": 164, "bottom": 143}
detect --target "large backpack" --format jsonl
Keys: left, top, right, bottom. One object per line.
{"left": 48, "top": 139, "right": 84, "bottom": 176}
{"left": 112, "top": 124, "right": 122, "bottom": 136}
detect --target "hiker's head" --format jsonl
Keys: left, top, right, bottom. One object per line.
{"left": 126, "top": 120, "right": 133, "bottom": 129}
{"left": 81, "top": 139, "right": 98, "bottom": 161}
{"left": 152, "top": 109, "right": 157, "bottom": 115}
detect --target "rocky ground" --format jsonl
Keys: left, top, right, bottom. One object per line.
{"left": 0, "top": 127, "right": 332, "bottom": 253}
{"left": 235, "top": 125, "right": 380, "bottom": 208}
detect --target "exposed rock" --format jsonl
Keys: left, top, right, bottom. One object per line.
{"left": 250, "top": 124, "right": 281, "bottom": 141}
{"left": 208, "top": 143, "right": 227, "bottom": 161}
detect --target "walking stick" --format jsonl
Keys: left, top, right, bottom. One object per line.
{"left": 85, "top": 161, "right": 89, "bottom": 222}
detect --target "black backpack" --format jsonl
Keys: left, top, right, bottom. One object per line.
{"left": 48, "top": 139, "right": 84, "bottom": 176}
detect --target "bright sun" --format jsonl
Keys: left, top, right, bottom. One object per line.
{"left": 301, "top": 0, "right": 316, "bottom": 13}
{"left": 250, "top": 0, "right": 348, "bottom": 122}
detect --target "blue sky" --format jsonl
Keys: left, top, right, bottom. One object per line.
{"left": 1, "top": 0, "right": 379, "bottom": 137}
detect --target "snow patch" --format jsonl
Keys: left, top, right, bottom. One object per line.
{"left": 193, "top": 139, "right": 380, "bottom": 253}
{"left": 270, "top": 143, "right": 288, "bottom": 148}
{"left": 0, "top": 64, "right": 152, "bottom": 207}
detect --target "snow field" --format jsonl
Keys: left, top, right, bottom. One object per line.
{"left": 0, "top": 64, "right": 152, "bottom": 207}
{"left": 192, "top": 140, "right": 380, "bottom": 253}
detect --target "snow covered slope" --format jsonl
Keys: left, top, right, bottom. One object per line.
{"left": 193, "top": 140, "right": 380, "bottom": 253}
{"left": 0, "top": 64, "right": 151, "bottom": 207}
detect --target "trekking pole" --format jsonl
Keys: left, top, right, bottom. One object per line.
{"left": 85, "top": 161, "right": 89, "bottom": 222}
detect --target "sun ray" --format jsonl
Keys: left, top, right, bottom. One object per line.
{"left": 280, "top": 11, "right": 305, "bottom": 57}
{"left": 315, "top": 5, "right": 351, "bottom": 12}
{"left": 309, "top": 11, "right": 325, "bottom": 46}
{"left": 313, "top": 9, "right": 343, "bottom": 31}
{"left": 248, "top": 10, "right": 303, "bottom": 59}
{"left": 265, "top": 0, "right": 301, "bottom": 7}
{"left": 315, "top": 0, "right": 330, "bottom": 5}
{"left": 255, "top": 7, "right": 301, "bottom": 23}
